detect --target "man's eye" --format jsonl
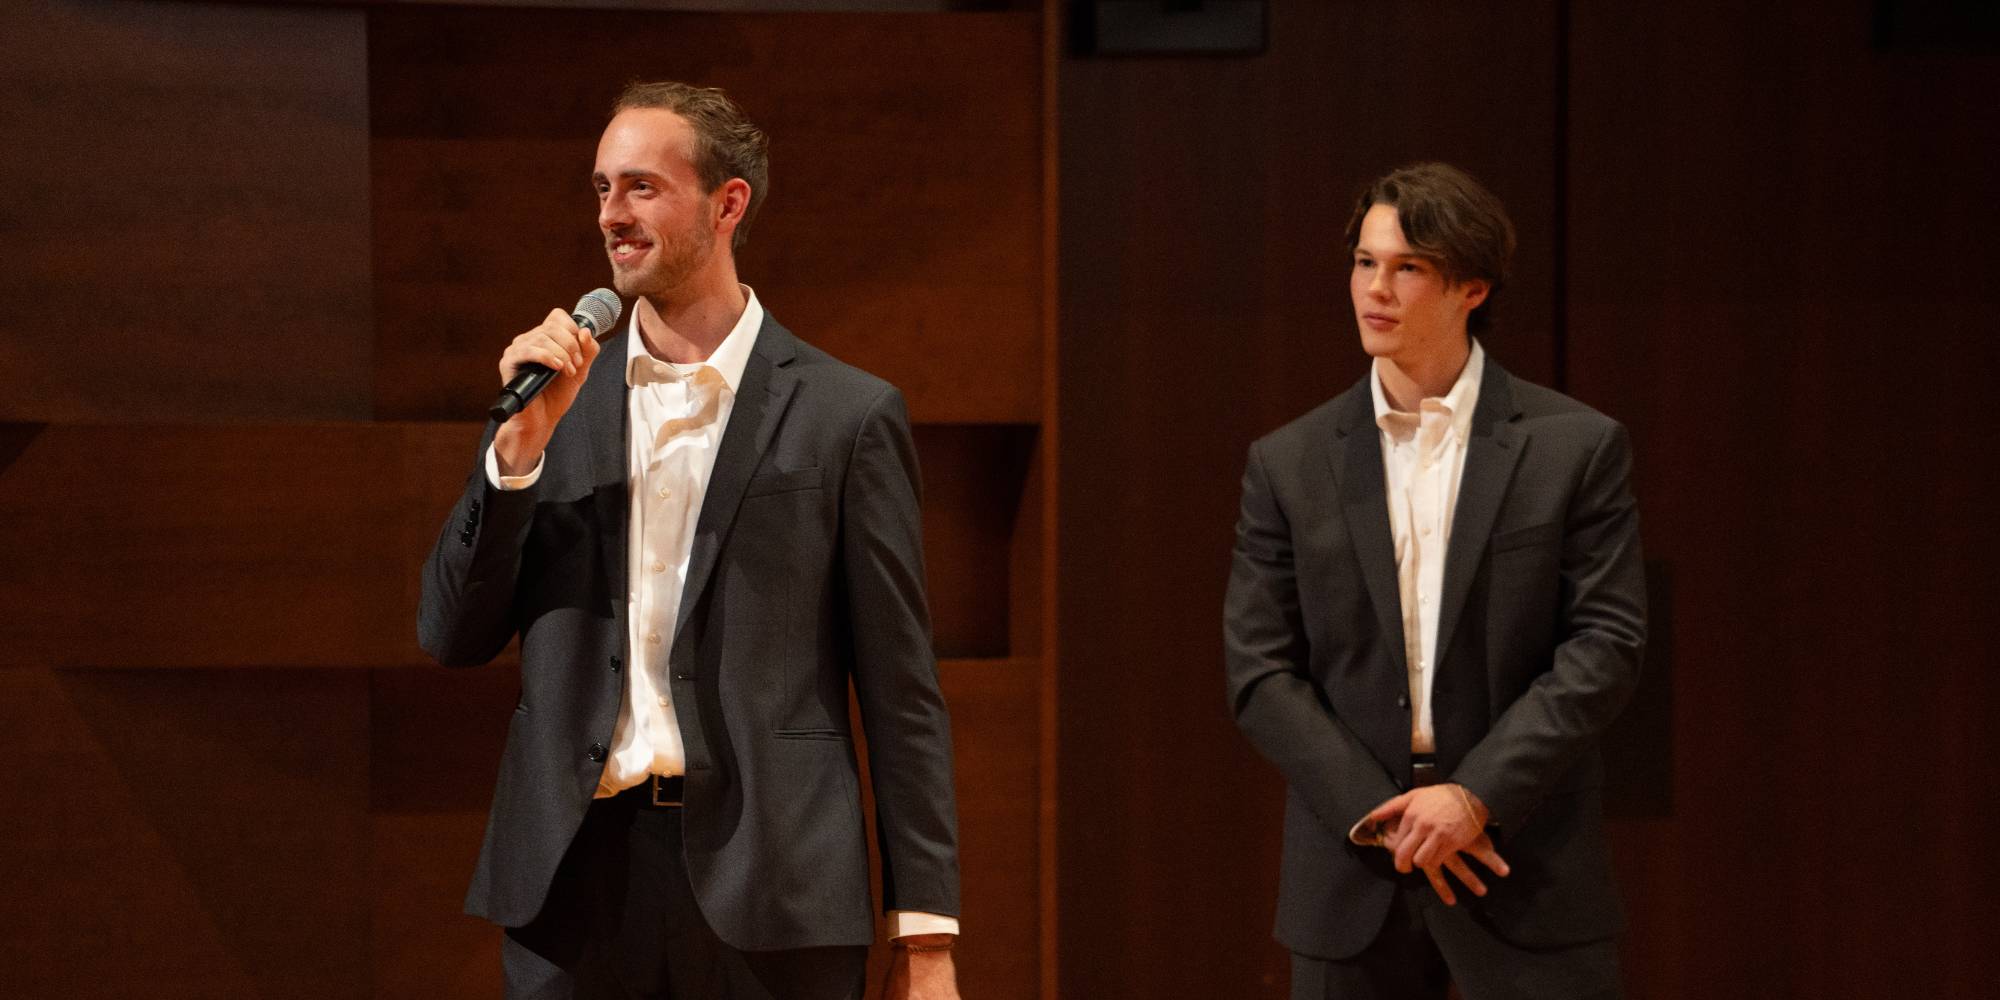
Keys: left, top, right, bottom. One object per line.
{"left": 1399, "top": 263, "right": 1421, "bottom": 273}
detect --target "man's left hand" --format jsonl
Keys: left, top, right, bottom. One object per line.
{"left": 882, "top": 934, "right": 960, "bottom": 1000}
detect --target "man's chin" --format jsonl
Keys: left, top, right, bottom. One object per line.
{"left": 1357, "top": 328, "right": 1399, "bottom": 359}
{"left": 608, "top": 266, "right": 659, "bottom": 300}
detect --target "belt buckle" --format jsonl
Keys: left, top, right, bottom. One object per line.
{"left": 652, "top": 774, "right": 681, "bottom": 808}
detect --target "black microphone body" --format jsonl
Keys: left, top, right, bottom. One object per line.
{"left": 489, "top": 289, "right": 624, "bottom": 423}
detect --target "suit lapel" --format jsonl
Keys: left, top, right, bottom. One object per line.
{"left": 585, "top": 329, "right": 631, "bottom": 592}
{"left": 670, "top": 316, "right": 801, "bottom": 649}
{"left": 1433, "top": 358, "right": 1524, "bottom": 676}
{"left": 1325, "top": 384, "right": 1415, "bottom": 773}
{"left": 1330, "top": 389, "right": 1409, "bottom": 684}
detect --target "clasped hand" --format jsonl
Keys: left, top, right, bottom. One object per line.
{"left": 1361, "top": 784, "right": 1509, "bottom": 906}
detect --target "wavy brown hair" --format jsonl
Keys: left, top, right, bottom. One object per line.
{"left": 1344, "top": 163, "right": 1516, "bottom": 332}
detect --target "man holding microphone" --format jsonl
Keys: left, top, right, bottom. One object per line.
{"left": 421, "top": 82, "right": 961, "bottom": 1000}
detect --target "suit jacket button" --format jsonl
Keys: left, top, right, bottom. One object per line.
{"left": 470, "top": 499, "right": 482, "bottom": 514}
{"left": 458, "top": 529, "right": 474, "bottom": 547}
{"left": 674, "top": 672, "right": 690, "bottom": 681}
{"left": 588, "top": 743, "right": 607, "bottom": 762}
{"left": 610, "top": 655, "right": 622, "bottom": 673}
{"left": 1396, "top": 694, "right": 1410, "bottom": 709}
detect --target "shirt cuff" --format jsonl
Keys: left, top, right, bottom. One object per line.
{"left": 1349, "top": 815, "right": 1382, "bottom": 846}
{"left": 887, "top": 911, "right": 959, "bottom": 939}
{"left": 484, "top": 445, "right": 544, "bottom": 491}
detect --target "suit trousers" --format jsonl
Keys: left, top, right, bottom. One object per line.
{"left": 1290, "top": 875, "right": 1622, "bottom": 1000}
{"left": 501, "top": 790, "right": 868, "bottom": 1000}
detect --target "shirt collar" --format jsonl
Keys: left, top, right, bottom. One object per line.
{"left": 625, "top": 285, "right": 765, "bottom": 393}
{"left": 1370, "top": 338, "right": 1486, "bottom": 442}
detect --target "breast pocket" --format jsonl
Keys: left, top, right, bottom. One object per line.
{"left": 743, "top": 465, "right": 823, "bottom": 499}
{"left": 1490, "top": 520, "right": 1560, "bottom": 554}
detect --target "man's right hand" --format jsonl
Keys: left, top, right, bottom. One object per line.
{"left": 1377, "top": 822, "right": 1509, "bottom": 907}
{"left": 494, "top": 308, "right": 602, "bottom": 475}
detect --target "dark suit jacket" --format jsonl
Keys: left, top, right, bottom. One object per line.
{"left": 419, "top": 314, "right": 960, "bottom": 951}
{"left": 1224, "top": 354, "right": 1646, "bottom": 960}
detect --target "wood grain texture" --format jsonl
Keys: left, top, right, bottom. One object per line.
{"left": 0, "top": 668, "right": 371, "bottom": 999}
{"left": 0, "top": 1, "right": 372, "bottom": 423}
{"left": 368, "top": 7, "right": 1044, "bottom": 424}
{"left": 1566, "top": 3, "right": 2000, "bottom": 996}
{"left": 0, "top": 422, "right": 482, "bottom": 670}
{"left": 915, "top": 424, "right": 1039, "bottom": 657}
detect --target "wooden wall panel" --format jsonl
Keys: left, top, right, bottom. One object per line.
{"left": 1057, "top": 3, "right": 1562, "bottom": 997}
{"left": 0, "top": 668, "right": 371, "bottom": 999}
{"left": 915, "top": 425, "right": 1039, "bottom": 657}
{"left": 369, "top": 8, "right": 1044, "bottom": 425}
{"left": 1566, "top": 3, "right": 2000, "bottom": 996}
{"left": 0, "top": 1, "right": 372, "bottom": 423}
{"left": 0, "top": 423, "right": 480, "bottom": 670}
{"left": 369, "top": 664, "right": 519, "bottom": 999}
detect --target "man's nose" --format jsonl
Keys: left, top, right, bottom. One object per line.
{"left": 599, "top": 195, "right": 630, "bottom": 230}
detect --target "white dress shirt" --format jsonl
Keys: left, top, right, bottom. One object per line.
{"left": 1370, "top": 339, "right": 1485, "bottom": 755}
{"left": 487, "top": 287, "right": 956, "bottom": 939}
{"left": 490, "top": 289, "right": 764, "bottom": 796}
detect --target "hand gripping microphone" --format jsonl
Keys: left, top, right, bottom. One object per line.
{"left": 488, "top": 289, "right": 624, "bottom": 423}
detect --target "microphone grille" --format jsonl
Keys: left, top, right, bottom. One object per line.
{"left": 572, "top": 288, "right": 623, "bottom": 334}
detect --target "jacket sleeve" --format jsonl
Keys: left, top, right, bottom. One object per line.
{"left": 417, "top": 425, "right": 539, "bottom": 668}
{"left": 1451, "top": 421, "right": 1648, "bottom": 830}
{"left": 841, "top": 386, "right": 961, "bottom": 918}
{"left": 1225, "top": 438, "right": 1403, "bottom": 835}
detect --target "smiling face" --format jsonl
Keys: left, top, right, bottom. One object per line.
{"left": 593, "top": 108, "right": 727, "bottom": 301}
{"left": 1349, "top": 203, "right": 1488, "bottom": 370}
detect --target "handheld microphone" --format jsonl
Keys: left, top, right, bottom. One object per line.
{"left": 488, "top": 289, "right": 624, "bottom": 423}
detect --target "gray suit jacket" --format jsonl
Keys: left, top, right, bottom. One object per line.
{"left": 420, "top": 314, "right": 960, "bottom": 950}
{"left": 1224, "top": 354, "right": 1646, "bottom": 959}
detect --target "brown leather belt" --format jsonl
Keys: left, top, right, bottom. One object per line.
{"left": 1411, "top": 753, "right": 1442, "bottom": 788}
{"left": 612, "top": 774, "right": 685, "bottom": 808}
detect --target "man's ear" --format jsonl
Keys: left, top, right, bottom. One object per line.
{"left": 1457, "top": 278, "right": 1492, "bottom": 313}
{"left": 713, "top": 178, "right": 753, "bottom": 238}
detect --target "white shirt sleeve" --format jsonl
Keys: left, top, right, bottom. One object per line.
{"left": 886, "top": 911, "right": 960, "bottom": 939}
{"left": 484, "top": 445, "right": 545, "bottom": 491}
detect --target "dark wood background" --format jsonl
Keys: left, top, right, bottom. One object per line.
{"left": 4, "top": 1, "right": 1996, "bottom": 997}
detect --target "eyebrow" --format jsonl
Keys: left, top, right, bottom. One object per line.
{"left": 591, "top": 169, "right": 664, "bottom": 184}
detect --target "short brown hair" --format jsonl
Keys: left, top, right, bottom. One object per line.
{"left": 1344, "top": 163, "right": 1516, "bottom": 332}
{"left": 613, "top": 81, "right": 770, "bottom": 251}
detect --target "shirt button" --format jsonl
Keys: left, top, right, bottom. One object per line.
{"left": 648, "top": 631, "right": 662, "bottom": 645}
{"left": 657, "top": 486, "right": 672, "bottom": 499}
{"left": 657, "top": 695, "right": 669, "bottom": 706}
{"left": 652, "top": 561, "right": 666, "bottom": 574}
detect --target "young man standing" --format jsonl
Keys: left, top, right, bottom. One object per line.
{"left": 421, "top": 82, "right": 961, "bottom": 1000}
{"left": 1225, "top": 163, "right": 1646, "bottom": 999}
